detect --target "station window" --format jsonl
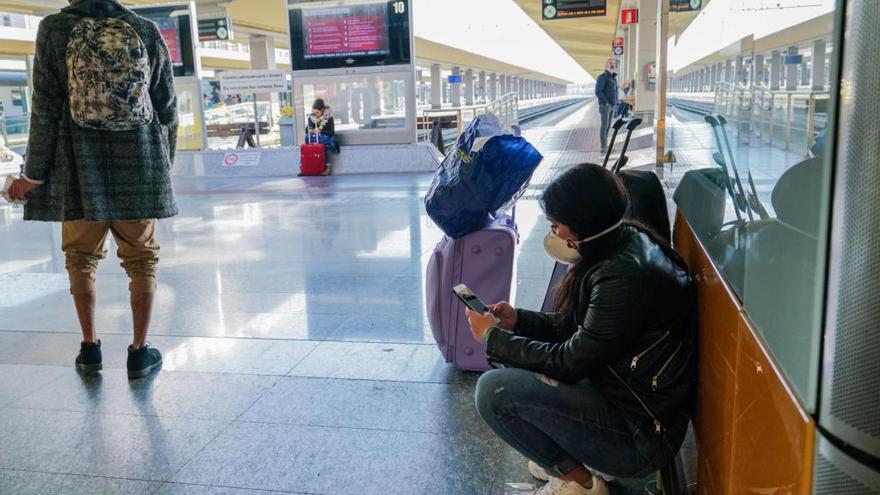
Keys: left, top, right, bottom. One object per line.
{"left": 300, "top": 73, "right": 410, "bottom": 134}
{"left": 667, "top": 1, "right": 838, "bottom": 410}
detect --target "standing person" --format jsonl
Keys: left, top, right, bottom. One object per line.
{"left": 595, "top": 59, "right": 618, "bottom": 153}
{"left": 7, "top": 0, "right": 178, "bottom": 379}
{"left": 306, "top": 98, "right": 340, "bottom": 175}
{"left": 467, "top": 164, "right": 695, "bottom": 495}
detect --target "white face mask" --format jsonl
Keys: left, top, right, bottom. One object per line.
{"left": 542, "top": 220, "right": 624, "bottom": 265}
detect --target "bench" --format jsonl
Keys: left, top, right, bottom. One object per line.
{"left": 207, "top": 122, "right": 270, "bottom": 149}
{"left": 418, "top": 114, "right": 461, "bottom": 154}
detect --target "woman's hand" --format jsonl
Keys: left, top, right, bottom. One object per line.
{"left": 488, "top": 301, "right": 517, "bottom": 330}
{"left": 7, "top": 179, "right": 39, "bottom": 201}
{"left": 466, "top": 309, "right": 497, "bottom": 344}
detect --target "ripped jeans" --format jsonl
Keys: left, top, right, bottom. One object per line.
{"left": 475, "top": 367, "right": 689, "bottom": 480}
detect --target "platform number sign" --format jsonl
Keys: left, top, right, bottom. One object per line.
{"left": 670, "top": 0, "right": 701, "bottom": 12}
{"left": 393, "top": 1, "right": 405, "bottom": 14}
{"left": 542, "top": 0, "right": 607, "bottom": 20}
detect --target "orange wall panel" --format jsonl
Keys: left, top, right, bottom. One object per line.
{"left": 730, "top": 316, "right": 815, "bottom": 495}
{"left": 673, "top": 213, "right": 816, "bottom": 494}
{"left": 675, "top": 214, "right": 739, "bottom": 494}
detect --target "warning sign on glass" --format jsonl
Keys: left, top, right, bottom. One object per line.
{"left": 542, "top": 0, "right": 607, "bottom": 20}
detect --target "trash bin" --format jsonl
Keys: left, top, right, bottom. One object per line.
{"left": 279, "top": 117, "right": 296, "bottom": 147}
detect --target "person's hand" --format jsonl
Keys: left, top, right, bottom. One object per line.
{"left": 488, "top": 301, "right": 517, "bottom": 330}
{"left": 7, "top": 178, "right": 39, "bottom": 201}
{"left": 466, "top": 309, "right": 497, "bottom": 344}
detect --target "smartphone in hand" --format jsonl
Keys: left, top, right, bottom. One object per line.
{"left": 452, "top": 284, "right": 494, "bottom": 317}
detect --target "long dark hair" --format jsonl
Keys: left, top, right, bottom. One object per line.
{"left": 540, "top": 163, "right": 687, "bottom": 328}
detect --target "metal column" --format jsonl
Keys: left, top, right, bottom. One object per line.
{"left": 464, "top": 68, "right": 474, "bottom": 106}
{"left": 770, "top": 50, "right": 782, "bottom": 90}
{"left": 735, "top": 55, "right": 744, "bottom": 85}
{"left": 753, "top": 54, "right": 765, "bottom": 87}
{"left": 451, "top": 66, "right": 461, "bottom": 106}
{"left": 430, "top": 64, "right": 442, "bottom": 109}
{"left": 785, "top": 46, "right": 799, "bottom": 90}
{"left": 812, "top": 39, "right": 827, "bottom": 90}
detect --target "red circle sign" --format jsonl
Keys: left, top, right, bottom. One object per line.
{"left": 224, "top": 153, "right": 239, "bottom": 166}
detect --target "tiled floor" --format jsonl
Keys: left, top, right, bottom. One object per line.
{"left": 4, "top": 103, "right": 685, "bottom": 494}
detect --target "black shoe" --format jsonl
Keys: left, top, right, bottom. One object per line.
{"left": 75, "top": 340, "right": 103, "bottom": 374}
{"left": 332, "top": 147, "right": 340, "bottom": 154}
{"left": 127, "top": 344, "right": 162, "bottom": 379}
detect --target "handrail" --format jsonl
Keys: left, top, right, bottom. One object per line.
{"left": 706, "top": 83, "right": 830, "bottom": 156}
{"left": 418, "top": 92, "right": 520, "bottom": 144}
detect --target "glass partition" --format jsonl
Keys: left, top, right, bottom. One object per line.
{"left": 299, "top": 73, "right": 410, "bottom": 134}
{"left": 201, "top": 79, "right": 286, "bottom": 150}
{"left": 666, "top": 1, "right": 837, "bottom": 411}
{"left": 174, "top": 78, "right": 204, "bottom": 151}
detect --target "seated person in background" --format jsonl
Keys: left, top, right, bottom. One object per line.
{"left": 307, "top": 98, "right": 340, "bottom": 172}
{"left": 616, "top": 81, "right": 633, "bottom": 118}
{"left": 467, "top": 163, "right": 696, "bottom": 495}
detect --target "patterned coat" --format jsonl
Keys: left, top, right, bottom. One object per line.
{"left": 24, "top": 0, "right": 178, "bottom": 222}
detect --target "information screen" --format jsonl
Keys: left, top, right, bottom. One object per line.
{"left": 542, "top": 0, "right": 607, "bottom": 20}
{"left": 289, "top": 0, "right": 411, "bottom": 71}
{"left": 153, "top": 16, "right": 184, "bottom": 67}
{"left": 303, "top": 5, "right": 390, "bottom": 59}
{"left": 133, "top": 5, "right": 196, "bottom": 77}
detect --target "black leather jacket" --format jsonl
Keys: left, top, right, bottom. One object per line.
{"left": 485, "top": 226, "right": 696, "bottom": 433}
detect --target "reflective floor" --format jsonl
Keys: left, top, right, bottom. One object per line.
{"left": 2, "top": 103, "right": 685, "bottom": 494}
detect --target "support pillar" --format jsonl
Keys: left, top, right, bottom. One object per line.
{"left": 478, "top": 71, "right": 487, "bottom": 103}
{"left": 634, "top": 0, "right": 658, "bottom": 120}
{"left": 654, "top": 0, "right": 670, "bottom": 165}
{"left": 464, "top": 68, "right": 474, "bottom": 106}
{"left": 811, "top": 39, "right": 827, "bottom": 90}
{"left": 770, "top": 50, "right": 782, "bottom": 90}
{"left": 735, "top": 55, "right": 744, "bottom": 86}
{"left": 451, "top": 66, "right": 461, "bottom": 107}
{"left": 488, "top": 73, "right": 498, "bottom": 101}
{"left": 626, "top": 24, "right": 637, "bottom": 84}
{"left": 752, "top": 54, "right": 765, "bottom": 88}
{"left": 801, "top": 58, "right": 811, "bottom": 86}
{"left": 785, "top": 46, "right": 799, "bottom": 91}
{"left": 248, "top": 34, "right": 278, "bottom": 136}
{"left": 431, "top": 64, "right": 442, "bottom": 109}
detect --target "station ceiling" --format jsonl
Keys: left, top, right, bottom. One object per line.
{"left": 0, "top": 0, "right": 569, "bottom": 83}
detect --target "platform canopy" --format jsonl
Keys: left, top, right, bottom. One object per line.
{"left": 511, "top": 0, "right": 710, "bottom": 78}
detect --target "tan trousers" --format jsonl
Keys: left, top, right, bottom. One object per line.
{"left": 61, "top": 220, "right": 160, "bottom": 295}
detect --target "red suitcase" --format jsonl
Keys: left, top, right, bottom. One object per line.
{"left": 300, "top": 133, "right": 326, "bottom": 176}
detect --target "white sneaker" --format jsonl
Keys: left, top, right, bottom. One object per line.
{"left": 531, "top": 476, "right": 609, "bottom": 495}
{"left": 529, "top": 461, "right": 552, "bottom": 482}
{"left": 528, "top": 461, "right": 615, "bottom": 484}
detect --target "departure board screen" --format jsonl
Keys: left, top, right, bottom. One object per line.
{"left": 289, "top": 0, "right": 411, "bottom": 71}
{"left": 153, "top": 16, "right": 184, "bottom": 67}
{"left": 303, "top": 5, "right": 390, "bottom": 59}
{"left": 133, "top": 4, "right": 196, "bottom": 77}
{"left": 542, "top": 0, "right": 608, "bottom": 20}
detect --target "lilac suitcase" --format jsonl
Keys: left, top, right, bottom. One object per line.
{"left": 425, "top": 215, "right": 518, "bottom": 371}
